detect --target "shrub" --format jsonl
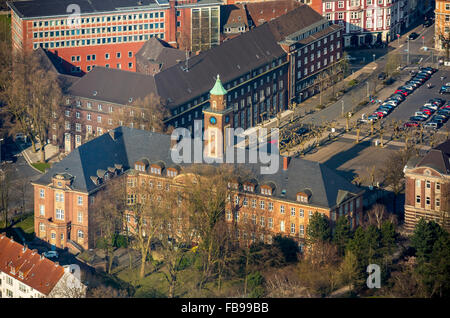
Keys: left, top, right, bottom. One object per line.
{"left": 348, "top": 79, "right": 358, "bottom": 87}
{"left": 247, "top": 271, "right": 265, "bottom": 298}
{"left": 273, "top": 235, "right": 298, "bottom": 263}
{"left": 114, "top": 234, "right": 128, "bottom": 248}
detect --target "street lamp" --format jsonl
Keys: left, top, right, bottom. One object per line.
{"left": 373, "top": 53, "right": 376, "bottom": 62}
{"left": 341, "top": 100, "right": 344, "bottom": 117}
{"left": 366, "top": 82, "right": 370, "bottom": 99}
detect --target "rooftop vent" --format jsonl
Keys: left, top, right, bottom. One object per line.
{"left": 93, "top": 91, "right": 97, "bottom": 96}
{"left": 129, "top": 97, "right": 133, "bottom": 103}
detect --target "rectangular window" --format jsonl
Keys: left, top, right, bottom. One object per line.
{"left": 78, "top": 211, "right": 83, "bottom": 223}
{"left": 78, "top": 196, "right": 83, "bottom": 205}
{"left": 290, "top": 223, "right": 296, "bottom": 234}
{"left": 416, "top": 195, "right": 421, "bottom": 203}
{"left": 291, "top": 207, "right": 296, "bottom": 216}
{"left": 280, "top": 205, "right": 285, "bottom": 214}
{"left": 39, "top": 205, "right": 45, "bottom": 216}
{"left": 56, "top": 209, "right": 64, "bottom": 220}
{"left": 280, "top": 220, "right": 285, "bottom": 232}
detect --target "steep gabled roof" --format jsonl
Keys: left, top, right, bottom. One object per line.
{"left": 35, "top": 127, "right": 363, "bottom": 208}
{"left": 416, "top": 141, "right": 450, "bottom": 174}
{"left": 135, "top": 37, "right": 186, "bottom": 72}
{"left": 0, "top": 234, "right": 65, "bottom": 296}
{"left": 68, "top": 66, "right": 158, "bottom": 106}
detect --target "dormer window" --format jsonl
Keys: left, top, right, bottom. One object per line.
{"left": 151, "top": 166, "right": 161, "bottom": 175}
{"left": 19, "top": 271, "right": 24, "bottom": 279}
{"left": 261, "top": 187, "right": 272, "bottom": 196}
{"left": 297, "top": 190, "right": 311, "bottom": 203}
{"left": 243, "top": 184, "right": 254, "bottom": 192}
{"left": 227, "top": 182, "right": 238, "bottom": 190}
{"left": 135, "top": 164, "right": 145, "bottom": 172}
{"left": 167, "top": 169, "right": 178, "bottom": 177}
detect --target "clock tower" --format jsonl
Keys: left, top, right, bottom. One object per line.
{"left": 203, "top": 74, "right": 233, "bottom": 159}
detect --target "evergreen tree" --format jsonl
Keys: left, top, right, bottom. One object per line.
{"left": 411, "top": 218, "right": 443, "bottom": 261}
{"left": 380, "top": 221, "right": 396, "bottom": 256}
{"left": 333, "top": 216, "right": 352, "bottom": 256}
{"left": 307, "top": 212, "right": 331, "bottom": 245}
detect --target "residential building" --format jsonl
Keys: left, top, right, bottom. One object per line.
{"left": 33, "top": 76, "right": 364, "bottom": 251}
{"left": 0, "top": 234, "right": 86, "bottom": 298}
{"left": 7, "top": 0, "right": 221, "bottom": 75}
{"left": 59, "top": 4, "right": 343, "bottom": 152}
{"left": 301, "top": 0, "right": 407, "bottom": 47}
{"left": 404, "top": 139, "right": 450, "bottom": 233}
{"left": 435, "top": 0, "right": 450, "bottom": 52}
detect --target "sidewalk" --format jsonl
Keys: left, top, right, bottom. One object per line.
{"left": 16, "top": 140, "right": 61, "bottom": 172}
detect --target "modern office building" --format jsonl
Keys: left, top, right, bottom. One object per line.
{"left": 7, "top": 0, "right": 221, "bottom": 74}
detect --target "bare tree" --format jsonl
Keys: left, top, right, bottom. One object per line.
{"left": 111, "top": 93, "right": 171, "bottom": 134}
{"left": 3, "top": 51, "right": 63, "bottom": 162}
{"left": 92, "top": 180, "right": 127, "bottom": 274}
{"left": 125, "top": 173, "right": 173, "bottom": 278}
{"left": 0, "top": 163, "right": 11, "bottom": 228}
{"left": 183, "top": 164, "right": 237, "bottom": 290}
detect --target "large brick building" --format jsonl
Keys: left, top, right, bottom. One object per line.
{"left": 32, "top": 77, "right": 364, "bottom": 251}
{"left": 404, "top": 139, "right": 450, "bottom": 233}
{"left": 57, "top": 4, "right": 343, "bottom": 152}
{"left": 7, "top": 0, "right": 221, "bottom": 74}
{"left": 0, "top": 234, "right": 86, "bottom": 298}
{"left": 301, "top": 0, "right": 409, "bottom": 47}
{"left": 435, "top": 0, "right": 450, "bottom": 52}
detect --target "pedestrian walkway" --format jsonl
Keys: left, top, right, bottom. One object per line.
{"left": 16, "top": 140, "right": 61, "bottom": 172}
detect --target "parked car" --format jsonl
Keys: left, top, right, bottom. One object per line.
{"left": 368, "top": 114, "right": 379, "bottom": 121}
{"left": 43, "top": 251, "right": 58, "bottom": 258}
{"left": 424, "top": 122, "right": 441, "bottom": 129}
{"left": 418, "top": 108, "right": 433, "bottom": 116}
{"left": 412, "top": 77, "right": 426, "bottom": 83}
{"left": 405, "top": 81, "right": 420, "bottom": 88}
{"left": 410, "top": 116, "right": 427, "bottom": 122}
{"left": 378, "top": 72, "right": 387, "bottom": 80}
{"left": 394, "top": 90, "right": 409, "bottom": 96}
{"left": 423, "top": 19, "right": 433, "bottom": 27}
{"left": 398, "top": 85, "right": 414, "bottom": 92}
{"left": 408, "top": 32, "right": 419, "bottom": 40}
{"left": 420, "top": 67, "right": 436, "bottom": 74}
{"left": 374, "top": 111, "right": 387, "bottom": 118}
{"left": 404, "top": 121, "right": 420, "bottom": 128}
{"left": 390, "top": 94, "right": 405, "bottom": 102}
{"left": 429, "top": 98, "right": 445, "bottom": 106}
{"left": 430, "top": 116, "right": 445, "bottom": 124}
{"left": 414, "top": 111, "right": 430, "bottom": 118}
{"left": 422, "top": 103, "right": 438, "bottom": 110}
{"left": 376, "top": 108, "right": 390, "bottom": 115}
{"left": 440, "top": 86, "right": 450, "bottom": 94}
{"left": 383, "top": 100, "right": 398, "bottom": 107}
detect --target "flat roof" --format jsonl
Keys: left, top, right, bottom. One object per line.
{"left": 7, "top": 0, "right": 222, "bottom": 19}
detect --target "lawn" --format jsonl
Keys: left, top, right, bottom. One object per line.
{"left": 0, "top": 14, "right": 10, "bottom": 40}
{"left": 32, "top": 162, "right": 51, "bottom": 172}
{"left": 15, "top": 213, "right": 34, "bottom": 235}
{"left": 115, "top": 262, "right": 243, "bottom": 298}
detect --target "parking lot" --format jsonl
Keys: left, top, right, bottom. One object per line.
{"left": 383, "top": 68, "right": 450, "bottom": 130}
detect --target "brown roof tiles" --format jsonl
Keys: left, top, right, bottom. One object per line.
{"left": 0, "top": 233, "right": 65, "bottom": 296}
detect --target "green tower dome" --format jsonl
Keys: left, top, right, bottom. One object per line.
{"left": 209, "top": 74, "right": 227, "bottom": 96}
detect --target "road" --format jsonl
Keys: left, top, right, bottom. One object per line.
{"left": 298, "top": 22, "right": 441, "bottom": 127}
{"left": 386, "top": 68, "right": 450, "bottom": 130}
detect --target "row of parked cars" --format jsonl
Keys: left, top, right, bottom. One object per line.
{"left": 365, "top": 67, "right": 437, "bottom": 123}
{"left": 406, "top": 98, "right": 450, "bottom": 129}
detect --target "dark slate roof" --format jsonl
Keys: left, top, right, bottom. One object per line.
{"left": 7, "top": 0, "right": 162, "bottom": 18}
{"left": 68, "top": 66, "right": 158, "bottom": 105}
{"left": 135, "top": 37, "right": 186, "bottom": 72}
{"left": 415, "top": 139, "right": 450, "bottom": 174}
{"left": 35, "top": 127, "right": 363, "bottom": 209}
{"left": 65, "top": 4, "right": 328, "bottom": 109}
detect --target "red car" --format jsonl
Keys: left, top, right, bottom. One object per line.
{"left": 419, "top": 109, "right": 433, "bottom": 115}
{"left": 404, "top": 122, "right": 420, "bottom": 128}
{"left": 441, "top": 105, "right": 450, "bottom": 109}
{"left": 394, "top": 90, "right": 408, "bottom": 96}
{"left": 374, "top": 111, "right": 387, "bottom": 118}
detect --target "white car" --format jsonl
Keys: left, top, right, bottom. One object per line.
{"left": 423, "top": 103, "right": 438, "bottom": 110}
{"left": 415, "top": 111, "right": 429, "bottom": 118}
{"left": 383, "top": 101, "right": 398, "bottom": 107}
{"left": 43, "top": 251, "right": 58, "bottom": 258}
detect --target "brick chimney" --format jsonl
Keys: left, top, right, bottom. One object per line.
{"left": 283, "top": 156, "right": 290, "bottom": 171}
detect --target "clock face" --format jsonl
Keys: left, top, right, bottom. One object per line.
{"left": 209, "top": 116, "right": 217, "bottom": 125}
{"left": 225, "top": 115, "right": 230, "bottom": 124}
